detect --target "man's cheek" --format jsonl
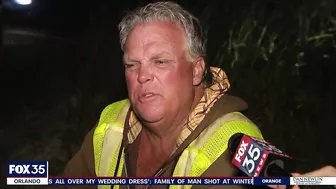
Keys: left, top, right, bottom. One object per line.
{"left": 125, "top": 76, "right": 137, "bottom": 88}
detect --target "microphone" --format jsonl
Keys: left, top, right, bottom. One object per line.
{"left": 228, "top": 133, "right": 293, "bottom": 177}
{"left": 228, "top": 133, "right": 335, "bottom": 189}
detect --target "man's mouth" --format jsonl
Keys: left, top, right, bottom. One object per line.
{"left": 138, "top": 92, "right": 158, "bottom": 102}
{"left": 143, "top": 93, "right": 154, "bottom": 97}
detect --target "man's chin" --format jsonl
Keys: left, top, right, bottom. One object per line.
{"left": 136, "top": 110, "right": 165, "bottom": 124}
{"left": 133, "top": 104, "right": 165, "bottom": 122}
{"left": 139, "top": 115, "right": 164, "bottom": 124}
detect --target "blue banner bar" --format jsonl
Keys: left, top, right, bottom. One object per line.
{"left": 47, "top": 177, "right": 290, "bottom": 186}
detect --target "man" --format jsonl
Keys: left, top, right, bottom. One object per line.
{"left": 51, "top": 1, "right": 336, "bottom": 189}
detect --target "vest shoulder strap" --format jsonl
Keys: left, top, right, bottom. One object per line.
{"left": 98, "top": 99, "right": 129, "bottom": 126}
{"left": 93, "top": 99, "right": 130, "bottom": 177}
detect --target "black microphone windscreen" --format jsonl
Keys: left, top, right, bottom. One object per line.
{"left": 228, "top": 133, "right": 244, "bottom": 155}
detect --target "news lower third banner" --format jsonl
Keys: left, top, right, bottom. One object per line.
{"left": 7, "top": 161, "right": 336, "bottom": 186}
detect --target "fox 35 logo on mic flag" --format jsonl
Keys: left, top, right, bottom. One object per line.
{"left": 232, "top": 135, "right": 268, "bottom": 177}
{"left": 7, "top": 161, "right": 49, "bottom": 185}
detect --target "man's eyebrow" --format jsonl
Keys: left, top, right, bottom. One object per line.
{"left": 123, "top": 52, "right": 172, "bottom": 62}
{"left": 123, "top": 55, "right": 138, "bottom": 63}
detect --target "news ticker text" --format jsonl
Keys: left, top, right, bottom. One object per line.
{"left": 7, "top": 177, "right": 336, "bottom": 186}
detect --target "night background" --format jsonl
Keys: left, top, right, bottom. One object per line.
{"left": 1, "top": 0, "right": 335, "bottom": 188}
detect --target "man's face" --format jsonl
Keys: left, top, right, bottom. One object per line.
{"left": 123, "top": 21, "right": 200, "bottom": 125}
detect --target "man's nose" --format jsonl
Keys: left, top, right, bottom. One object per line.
{"left": 137, "top": 64, "right": 153, "bottom": 84}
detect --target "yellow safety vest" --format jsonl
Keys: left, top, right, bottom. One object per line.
{"left": 93, "top": 99, "right": 263, "bottom": 189}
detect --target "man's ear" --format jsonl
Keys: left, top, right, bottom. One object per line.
{"left": 192, "top": 57, "right": 206, "bottom": 86}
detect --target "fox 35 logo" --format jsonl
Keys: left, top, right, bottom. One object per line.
{"left": 7, "top": 161, "right": 48, "bottom": 177}
{"left": 234, "top": 138, "right": 263, "bottom": 176}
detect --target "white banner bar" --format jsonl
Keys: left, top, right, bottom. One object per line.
{"left": 290, "top": 177, "right": 336, "bottom": 185}
{"left": 7, "top": 177, "right": 48, "bottom": 185}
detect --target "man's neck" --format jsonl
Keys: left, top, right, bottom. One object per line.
{"left": 140, "top": 126, "right": 180, "bottom": 156}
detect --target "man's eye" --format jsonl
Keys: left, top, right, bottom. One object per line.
{"left": 155, "top": 60, "right": 166, "bottom": 64}
{"left": 125, "top": 64, "right": 137, "bottom": 70}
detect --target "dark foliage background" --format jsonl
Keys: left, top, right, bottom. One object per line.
{"left": 1, "top": 0, "right": 335, "bottom": 188}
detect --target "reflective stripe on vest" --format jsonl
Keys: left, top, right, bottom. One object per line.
{"left": 93, "top": 99, "right": 263, "bottom": 189}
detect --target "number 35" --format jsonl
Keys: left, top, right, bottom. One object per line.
{"left": 31, "top": 165, "right": 45, "bottom": 174}
{"left": 242, "top": 144, "right": 261, "bottom": 174}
